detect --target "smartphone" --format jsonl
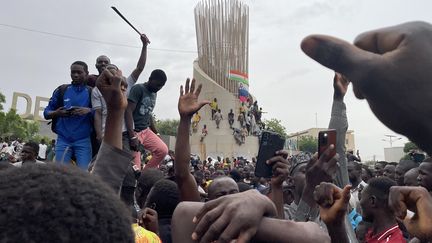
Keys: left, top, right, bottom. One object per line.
{"left": 255, "top": 130, "right": 286, "bottom": 178}
{"left": 318, "top": 129, "right": 337, "bottom": 159}
{"left": 66, "top": 106, "right": 78, "bottom": 112}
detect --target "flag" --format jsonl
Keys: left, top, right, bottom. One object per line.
{"left": 229, "top": 70, "right": 249, "bottom": 102}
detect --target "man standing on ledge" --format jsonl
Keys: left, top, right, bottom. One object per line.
{"left": 44, "top": 61, "right": 93, "bottom": 170}
{"left": 125, "top": 69, "right": 168, "bottom": 169}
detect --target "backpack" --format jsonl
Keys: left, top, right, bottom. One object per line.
{"left": 49, "top": 84, "right": 92, "bottom": 133}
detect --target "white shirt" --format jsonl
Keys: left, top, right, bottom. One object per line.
{"left": 38, "top": 144, "right": 48, "bottom": 159}
{"left": 91, "top": 75, "right": 136, "bottom": 135}
{"left": 350, "top": 180, "right": 367, "bottom": 212}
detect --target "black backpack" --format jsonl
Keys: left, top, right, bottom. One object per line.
{"left": 48, "top": 84, "right": 92, "bottom": 133}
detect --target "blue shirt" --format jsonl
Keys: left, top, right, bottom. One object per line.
{"left": 44, "top": 84, "right": 93, "bottom": 141}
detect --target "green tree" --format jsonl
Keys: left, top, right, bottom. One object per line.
{"left": 403, "top": 141, "right": 418, "bottom": 153}
{"left": 263, "top": 118, "right": 287, "bottom": 137}
{"left": 0, "top": 92, "right": 5, "bottom": 111}
{"left": 155, "top": 119, "right": 179, "bottom": 136}
{"left": 298, "top": 135, "right": 318, "bottom": 153}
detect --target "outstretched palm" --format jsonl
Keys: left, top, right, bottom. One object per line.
{"left": 178, "top": 78, "right": 210, "bottom": 118}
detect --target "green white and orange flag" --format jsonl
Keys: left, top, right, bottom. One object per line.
{"left": 229, "top": 70, "right": 249, "bottom": 86}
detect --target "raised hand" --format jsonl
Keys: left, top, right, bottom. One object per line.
{"left": 192, "top": 189, "right": 276, "bottom": 243}
{"left": 314, "top": 182, "right": 351, "bottom": 225}
{"left": 96, "top": 69, "right": 127, "bottom": 111}
{"left": 138, "top": 207, "right": 159, "bottom": 234}
{"left": 178, "top": 78, "right": 210, "bottom": 119}
{"left": 389, "top": 186, "right": 432, "bottom": 241}
{"left": 333, "top": 72, "right": 350, "bottom": 100}
{"left": 140, "top": 34, "right": 150, "bottom": 46}
{"left": 267, "top": 150, "right": 290, "bottom": 186}
{"left": 301, "top": 21, "right": 432, "bottom": 154}
{"left": 306, "top": 145, "right": 339, "bottom": 188}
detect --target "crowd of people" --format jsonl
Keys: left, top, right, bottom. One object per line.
{"left": 1, "top": 21, "right": 432, "bottom": 243}
{"left": 193, "top": 97, "right": 265, "bottom": 145}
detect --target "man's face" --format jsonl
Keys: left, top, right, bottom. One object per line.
{"left": 383, "top": 165, "right": 396, "bottom": 180}
{"left": 292, "top": 163, "right": 307, "bottom": 197}
{"left": 70, "top": 64, "right": 88, "bottom": 84}
{"left": 359, "top": 186, "right": 373, "bottom": 222}
{"left": 95, "top": 56, "right": 110, "bottom": 74}
{"left": 374, "top": 163, "right": 385, "bottom": 176}
{"left": 418, "top": 162, "right": 432, "bottom": 191}
{"left": 394, "top": 165, "right": 407, "bottom": 186}
{"left": 20, "top": 145, "right": 36, "bottom": 162}
{"left": 147, "top": 79, "right": 166, "bottom": 93}
{"left": 209, "top": 178, "right": 239, "bottom": 200}
{"left": 404, "top": 168, "right": 419, "bottom": 186}
{"left": 347, "top": 163, "right": 361, "bottom": 183}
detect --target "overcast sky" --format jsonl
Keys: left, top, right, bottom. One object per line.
{"left": 1, "top": 0, "right": 430, "bottom": 160}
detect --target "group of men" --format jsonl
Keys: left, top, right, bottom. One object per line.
{"left": 1, "top": 21, "right": 432, "bottom": 243}
{"left": 43, "top": 34, "right": 168, "bottom": 171}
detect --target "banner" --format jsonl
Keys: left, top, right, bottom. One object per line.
{"left": 229, "top": 70, "right": 249, "bottom": 103}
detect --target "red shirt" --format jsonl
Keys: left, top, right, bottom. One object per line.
{"left": 365, "top": 224, "right": 405, "bottom": 243}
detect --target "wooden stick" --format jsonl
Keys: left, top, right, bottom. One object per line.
{"left": 111, "top": 6, "right": 142, "bottom": 35}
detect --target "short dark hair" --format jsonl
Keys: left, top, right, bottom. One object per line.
{"left": 145, "top": 179, "right": 180, "bottom": 218}
{"left": 0, "top": 164, "right": 134, "bottom": 242}
{"left": 136, "top": 169, "right": 164, "bottom": 208}
{"left": 72, "top": 61, "right": 89, "bottom": 73}
{"left": 149, "top": 69, "right": 167, "bottom": 82}
{"left": 349, "top": 161, "right": 362, "bottom": 170}
{"left": 229, "top": 169, "right": 242, "bottom": 182}
{"left": 25, "top": 141, "right": 39, "bottom": 154}
{"left": 367, "top": 177, "right": 397, "bottom": 203}
{"left": 398, "top": 160, "right": 419, "bottom": 171}
{"left": 237, "top": 182, "right": 251, "bottom": 192}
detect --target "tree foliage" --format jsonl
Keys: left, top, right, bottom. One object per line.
{"left": 0, "top": 92, "right": 5, "bottom": 111}
{"left": 263, "top": 118, "right": 287, "bottom": 138}
{"left": 298, "top": 135, "right": 318, "bottom": 153}
{"left": 155, "top": 119, "right": 179, "bottom": 136}
{"left": 403, "top": 141, "right": 418, "bottom": 153}
{"left": 0, "top": 92, "right": 40, "bottom": 141}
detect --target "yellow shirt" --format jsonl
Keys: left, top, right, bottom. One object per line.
{"left": 210, "top": 101, "right": 218, "bottom": 110}
{"left": 132, "top": 223, "right": 162, "bottom": 243}
{"left": 193, "top": 113, "right": 201, "bottom": 122}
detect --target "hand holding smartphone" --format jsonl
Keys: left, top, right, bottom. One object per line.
{"left": 255, "top": 130, "right": 286, "bottom": 178}
{"left": 318, "top": 129, "right": 337, "bottom": 159}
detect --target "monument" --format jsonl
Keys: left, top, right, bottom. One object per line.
{"left": 191, "top": 0, "right": 259, "bottom": 160}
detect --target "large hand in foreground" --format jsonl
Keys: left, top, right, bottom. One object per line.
{"left": 301, "top": 21, "right": 432, "bottom": 154}
{"left": 96, "top": 69, "right": 127, "bottom": 111}
{"left": 389, "top": 186, "right": 432, "bottom": 241}
{"left": 178, "top": 78, "right": 210, "bottom": 119}
{"left": 192, "top": 189, "right": 276, "bottom": 243}
{"left": 314, "top": 182, "right": 351, "bottom": 225}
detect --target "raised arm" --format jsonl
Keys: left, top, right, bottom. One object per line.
{"left": 329, "top": 73, "right": 349, "bottom": 187}
{"left": 175, "top": 78, "right": 209, "bottom": 202}
{"left": 92, "top": 69, "right": 133, "bottom": 193}
{"left": 130, "top": 34, "right": 150, "bottom": 82}
{"left": 266, "top": 150, "right": 290, "bottom": 219}
{"left": 172, "top": 190, "right": 330, "bottom": 243}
